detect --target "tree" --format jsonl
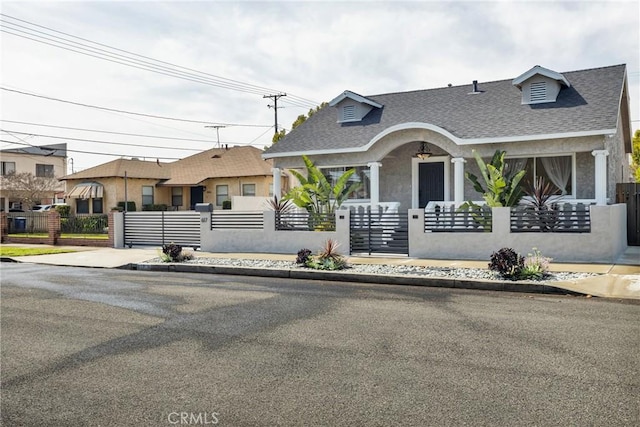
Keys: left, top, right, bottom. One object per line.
{"left": 1, "top": 172, "right": 61, "bottom": 209}
{"left": 271, "top": 102, "right": 328, "bottom": 144}
{"left": 464, "top": 149, "right": 526, "bottom": 207}
{"left": 632, "top": 129, "right": 640, "bottom": 183}
{"left": 284, "top": 155, "right": 361, "bottom": 218}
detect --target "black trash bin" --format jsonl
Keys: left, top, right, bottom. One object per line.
{"left": 14, "top": 217, "right": 26, "bottom": 232}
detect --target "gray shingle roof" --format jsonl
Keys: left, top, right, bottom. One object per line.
{"left": 1, "top": 143, "right": 67, "bottom": 158}
{"left": 264, "top": 64, "right": 626, "bottom": 157}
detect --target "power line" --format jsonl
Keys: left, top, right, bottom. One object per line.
{"left": 0, "top": 139, "right": 183, "bottom": 161}
{"left": 0, "top": 13, "right": 320, "bottom": 109}
{"left": 1, "top": 87, "right": 271, "bottom": 127}
{"left": 0, "top": 119, "right": 225, "bottom": 144}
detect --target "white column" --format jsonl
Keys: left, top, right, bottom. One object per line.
{"left": 271, "top": 167, "right": 281, "bottom": 199}
{"left": 451, "top": 157, "right": 466, "bottom": 207}
{"left": 591, "top": 150, "right": 609, "bottom": 206}
{"left": 367, "top": 162, "right": 381, "bottom": 207}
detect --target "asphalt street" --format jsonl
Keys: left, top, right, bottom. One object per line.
{"left": 1, "top": 263, "right": 639, "bottom": 426}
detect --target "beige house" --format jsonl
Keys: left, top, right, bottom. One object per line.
{"left": 60, "top": 146, "right": 282, "bottom": 213}
{"left": 0, "top": 143, "right": 67, "bottom": 211}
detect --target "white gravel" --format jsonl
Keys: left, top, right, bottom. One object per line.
{"left": 143, "top": 256, "right": 599, "bottom": 283}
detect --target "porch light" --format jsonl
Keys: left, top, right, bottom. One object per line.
{"left": 416, "top": 142, "right": 431, "bottom": 159}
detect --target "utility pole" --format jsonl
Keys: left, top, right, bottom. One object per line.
{"left": 205, "top": 125, "right": 225, "bottom": 148}
{"left": 264, "top": 93, "right": 286, "bottom": 136}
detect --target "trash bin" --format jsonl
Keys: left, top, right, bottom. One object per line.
{"left": 15, "top": 217, "right": 26, "bottom": 232}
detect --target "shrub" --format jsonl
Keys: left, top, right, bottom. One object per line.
{"left": 296, "top": 248, "right": 312, "bottom": 264}
{"left": 222, "top": 200, "right": 232, "bottom": 210}
{"left": 116, "top": 201, "right": 137, "bottom": 212}
{"left": 302, "top": 239, "right": 347, "bottom": 271}
{"left": 489, "top": 247, "right": 524, "bottom": 280}
{"left": 55, "top": 204, "right": 71, "bottom": 216}
{"left": 142, "top": 204, "right": 168, "bottom": 211}
{"left": 160, "top": 243, "right": 194, "bottom": 263}
{"left": 520, "top": 248, "right": 552, "bottom": 280}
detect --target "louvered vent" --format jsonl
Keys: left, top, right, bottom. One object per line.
{"left": 342, "top": 105, "right": 356, "bottom": 121}
{"left": 530, "top": 81, "right": 547, "bottom": 102}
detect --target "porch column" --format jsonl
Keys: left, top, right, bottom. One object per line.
{"left": 591, "top": 150, "right": 609, "bottom": 206}
{"left": 451, "top": 157, "right": 466, "bottom": 206}
{"left": 367, "top": 162, "right": 381, "bottom": 206}
{"left": 271, "top": 167, "right": 281, "bottom": 199}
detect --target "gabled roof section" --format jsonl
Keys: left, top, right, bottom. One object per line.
{"left": 161, "top": 146, "right": 273, "bottom": 186}
{"left": 60, "top": 158, "right": 171, "bottom": 180}
{"left": 512, "top": 65, "right": 570, "bottom": 89}
{"left": 1, "top": 143, "right": 67, "bottom": 158}
{"left": 329, "top": 90, "right": 383, "bottom": 108}
{"left": 263, "top": 64, "right": 627, "bottom": 158}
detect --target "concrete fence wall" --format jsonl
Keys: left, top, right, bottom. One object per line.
{"left": 408, "top": 204, "right": 627, "bottom": 263}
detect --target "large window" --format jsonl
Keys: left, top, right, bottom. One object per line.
{"left": 171, "top": 187, "right": 183, "bottom": 207}
{"left": 507, "top": 155, "right": 573, "bottom": 196}
{"left": 242, "top": 183, "right": 256, "bottom": 197}
{"left": 216, "top": 185, "right": 228, "bottom": 206}
{"left": 321, "top": 166, "right": 370, "bottom": 200}
{"left": 76, "top": 199, "right": 89, "bottom": 214}
{"left": 36, "top": 164, "right": 54, "bottom": 177}
{"left": 142, "top": 186, "right": 154, "bottom": 206}
{"left": 92, "top": 198, "right": 103, "bottom": 214}
{"left": 1, "top": 161, "right": 15, "bottom": 176}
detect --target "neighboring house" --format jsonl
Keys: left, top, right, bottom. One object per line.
{"left": 60, "top": 146, "right": 281, "bottom": 214}
{"left": 160, "top": 145, "right": 282, "bottom": 209}
{"left": 0, "top": 143, "right": 67, "bottom": 211}
{"left": 61, "top": 158, "right": 172, "bottom": 214}
{"left": 263, "top": 64, "right": 633, "bottom": 210}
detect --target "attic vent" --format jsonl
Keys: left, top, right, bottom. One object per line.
{"left": 342, "top": 105, "right": 356, "bottom": 121}
{"left": 530, "top": 81, "right": 547, "bottom": 102}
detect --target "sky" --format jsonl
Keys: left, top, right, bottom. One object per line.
{"left": 1, "top": 0, "right": 638, "bottom": 174}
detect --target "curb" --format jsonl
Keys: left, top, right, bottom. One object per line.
{"left": 129, "top": 262, "right": 583, "bottom": 296}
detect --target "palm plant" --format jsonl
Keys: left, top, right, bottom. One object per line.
{"left": 464, "top": 149, "right": 526, "bottom": 207}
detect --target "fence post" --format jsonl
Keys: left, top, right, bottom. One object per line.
{"left": 0, "top": 212, "right": 7, "bottom": 243}
{"left": 48, "top": 211, "right": 60, "bottom": 245}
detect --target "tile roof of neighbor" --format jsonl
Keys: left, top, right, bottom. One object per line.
{"left": 60, "top": 158, "right": 172, "bottom": 180}
{"left": 1, "top": 143, "right": 67, "bottom": 158}
{"left": 263, "top": 64, "right": 627, "bottom": 157}
{"left": 161, "top": 146, "right": 273, "bottom": 186}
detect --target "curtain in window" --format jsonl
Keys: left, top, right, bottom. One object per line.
{"left": 505, "top": 158, "right": 527, "bottom": 175}
{"left": 540, "top": 156, "right": 571, "bottom": 195}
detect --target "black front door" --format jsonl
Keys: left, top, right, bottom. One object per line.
{"left": 190, "top": 186, "right": 204, "bottom": 210}
{"left": 418, "top": 162, "right": 444, "bottom": 208}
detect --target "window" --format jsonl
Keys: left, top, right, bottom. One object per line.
{"left": 76, "top": 199, "right": 89, "bottom": 214}
{"left": 216, "top": 185, "right": 228, "bottom": 206}
{"left": 142, "top": 186, "right": 154, "bottom": 206}
{"left": 242, "top": 184, "right": 256, "bottom": 197}
{"left": 507, "top": 155, "right": 573, "bottom": 196}
{"left": 36, "top": 164, "right": 54, "bottom": 177}
{"left": 92, "top": 198, "right": 103, "bottom": 214}
{"left": 1, "top": 161, "right": 15, "bottom": 176}
{"left": 321, "top": 166, "right": 371, "bottom": 200}
{"left": 171, "top": 187, "right": 183, "bottom": 207}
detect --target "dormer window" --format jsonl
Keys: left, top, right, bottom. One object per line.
{"left": 512, "top": 65, "right": 570, "bottom": 105}
{"left": 329, "top": 90, "right": 383, "bottom": 123}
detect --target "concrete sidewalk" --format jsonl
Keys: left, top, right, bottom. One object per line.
{"left": 2, "top": 244, "right": 639, "bottom": 300}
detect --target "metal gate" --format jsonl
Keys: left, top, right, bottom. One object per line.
{"left": 616, "top": 183, "right": 640, "bottom": 246}
{"left": 124, "top": 211, "right": 201, "bottom": 248}
{"left": 350, "top": 209, "right": 409, "bottom": 255}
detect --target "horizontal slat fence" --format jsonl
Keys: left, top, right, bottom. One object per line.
{"left": 124, "top": 211, "right": 200, "bottom": 247}
{"left": 424, "top": 205, "right": 492, "bottom": 232}
{"left": 211, "top": 211, "right": 264, "bottom": 229}
{"left": 510, "top": 204, "right": 591, "bottom": 233}
{"left": 276, "top": 212, "right": 335, "bottom": 231}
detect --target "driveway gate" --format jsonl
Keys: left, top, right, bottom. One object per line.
{"left": 350, "top": 209, "right": 409, "bottom": 255}
{"left": 617, "top": 183, "right": 640, "bottom": 246}
{"left": 124, "top": 211, "right": 201, "bottom": 248}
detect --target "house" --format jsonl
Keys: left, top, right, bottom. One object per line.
{"left": 0, "top": 143, "right": 67, "bottom": 211}
{"left": 61, "top": 146, "right": 282, "bottom": 214}
{"left": 263, "top": 64, "right": 632, "bottom": 211}
{"left": 61, "top": 158, "right": 172, "bottom": 214}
